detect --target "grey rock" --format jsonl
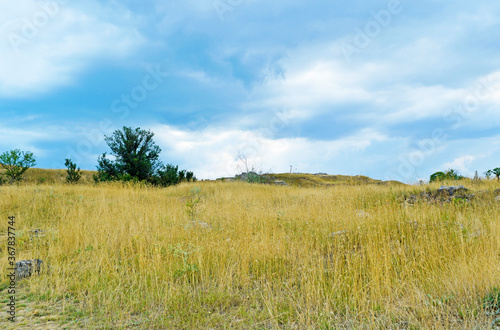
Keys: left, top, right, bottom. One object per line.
{"left": 437, "top": 185, "right": 468, "bottom": 196}
{"left": 356, "top": 210, "right": 371, "bottom": 217}
{"left": 190, "top": 221, "right": 212, "bottom": 229}
{"left": 329, "top": 230, "right": 349, "bottom": 238}
{"left": 29, "top": 229, "right": 45, "bottom": 240}
{"left": 494, "top": 188, "right": 500, "bottom": 197}
{"left": 272, "top": 180, "right": 288, "bottom": 186}
{"left": 496, "top": 196, "right": 500, "bottom": 203}
{"left": 16, "top": 259, "right": 43, "bottom": 280}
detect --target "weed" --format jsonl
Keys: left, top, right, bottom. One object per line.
{"left": 186, "top": 187, "right": 201, "bottom": 221}
{"left": 169, "top": 243, "right": 201, "bottom": 279}
{"left": 483, "top": 287, "right": 500, "bottom": 315}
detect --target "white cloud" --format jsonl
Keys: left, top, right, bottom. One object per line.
{"left": 152, "top": 124, "right": 389, "bottom": 179}
{"left": 442, "top": 155, "right": 478, "bottom": 177}
{"left": 0, "top": 0, "right": 145, "bottom": 97}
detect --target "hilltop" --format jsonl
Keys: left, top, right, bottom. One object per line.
{"left": 268, "top": 173, "right": 405, "bottom": 187}
{"left": 1, "top": 168, "right": 406, "bottom": 186}
{"left": 220, "top": 172, "right": 406, "bottom": 187}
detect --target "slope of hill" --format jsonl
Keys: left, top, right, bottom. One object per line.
{"left": 0, "top": 168, "right": 96, "bottom": 184}
{"left": 1, "top": 168, "right": 405, "bottom": 187}
{"left": 266, "top": 173, "right": 406, "bottom": 187}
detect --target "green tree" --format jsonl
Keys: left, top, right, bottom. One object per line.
{"left": 186, "top": 171, "right": 196, "bottom": 182}
{"left": 0, "top": 149, "right": 36, "bottom": 183}
{"left": 154, "top": 164, "right": 180, "bottom": 187}
{"left": 492, "top": 168, "right": 500, "bottom": 181}
{"left": 430, "top": 169, "right": 464, "bottom": 183}
{"left": 430, "top": 171, "right": 446, "bottom": 183}
{"left": 444, "top": 169, "right": 464, "bottom": 180}
{"left": 485, "top": 170, "right": 493, "bottom": 180}
{"left": 95, "top": 127, "right": 162, "bottom": 182}
{"left": 178, "top": 169, "right": 186, "bottom": 182}
{"left": 94, "top": 126, "right": 195, "bottom": 186}
{"left": 65, "top": 159, "right": 82, "bottom": 183}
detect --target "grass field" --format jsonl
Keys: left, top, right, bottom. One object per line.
{"left": 1, "top": 172, "right": 500, "bottom": 328}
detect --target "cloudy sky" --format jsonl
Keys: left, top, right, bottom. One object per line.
{"left": 1, "top": 0, "right": 500, "bottom": 182}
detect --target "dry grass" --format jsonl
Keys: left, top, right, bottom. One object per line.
{"left": 1, "top": 177, "right": 500, "bottom": 328}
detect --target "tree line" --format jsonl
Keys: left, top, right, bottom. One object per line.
{"left": 0, "top": 126, "right": 195, "bottom": 187}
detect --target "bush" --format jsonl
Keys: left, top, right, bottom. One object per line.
{"left": 94, "top": 126, "right": 196, "bottom": 187}
{"left": 0, "top": 149, "right": 36, "bottom": 183}
{"left": 430, "top": 169, "right": 465, "bottom": 183}
{"left": 65, "top": 159, "right": 82, "bottom": 184}
{"left": 483, "top": 287, "right": 500, "bottom": 315}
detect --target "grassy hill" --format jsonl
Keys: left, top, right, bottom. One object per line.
{"left": 1, "top": 179, "right": 500, "bottom": 328}
{"left": 0, "top": 167, "right": 96, "bottom": 184}
{"left": 267, "top": 173, "right": 406, "bottom": 187}
{"left": 1, "top": 168, "right": 407, "bottom": 187}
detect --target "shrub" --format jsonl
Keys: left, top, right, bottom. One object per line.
{"left": 0, "top": 149, "right": 36, "bottom": 183}
{"left": 65, "top": 159, "right": 82, "bottom": 184}
{"left": 483, "top": 287, "right": 500, "bottom": 315}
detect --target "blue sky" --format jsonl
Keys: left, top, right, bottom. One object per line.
{"left": 1, "top": 0, "right": 500, "bottom": 181}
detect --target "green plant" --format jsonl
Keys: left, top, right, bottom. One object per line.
{"left": 186, "top": 187, "right": 201, "bottom": 221}
{"left": 94, "top": 126, "right": 195, "bottom": 186}
{"left": 155, "top": 164, "right": 180, "bottom": 187}
{"left": 37, "top": 177, "right": 47, "bottom": 184}
{"left": 483, "top": 287, "right": 500, "bottom": 315}
{"left": 492, "top": 168, "right": 500, "bottom": 182}
{"left": 186, "top": 171, "right": 196, "bottom": 182}
{"left": 65, "top": 159, "right": 82, "bottom": 184}
{"left": 96, "top": 126, "right": 162, "bottom": 182}
{"left": 246, "top": 171, "right": 267, "bottom": 184}
{"left": 429, "top": 169, "right": 464, "bottom": 182}
{"left": 169, "top": 243, "right": 200, "bottom": 279}
{"left": 0, "top": 149, "right": 36, "bottom": 183}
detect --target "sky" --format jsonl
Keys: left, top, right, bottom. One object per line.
{"left": 1, "top": 0, "right": 500, "bottom": 182}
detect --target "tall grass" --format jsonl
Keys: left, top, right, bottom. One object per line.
{"left": 1, "top": 180, "right": 499, "bottom": 328}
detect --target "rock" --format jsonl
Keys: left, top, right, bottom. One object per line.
{"left": 235, "top": 171, "right": 259, "bottom": 181}
{"left": 16, "top": 259, "right": 44, "bottom": 280}
{"left": 494, "top": 188, "right": 500, "bottom": 197}
{"left": 29, "top": 229, "right": 45, "bottom": 240}
{"left": 496, "top": 196, "right": 500, "bottom": 203}
{"left": 437, "top": 185, "right": 468, "bottom": 197}
{"left": 405, "top": 195, "right": 418, "bottom": 205}
{"left": 190, "top": 221, "right": 212, "bottom": 229}
{"left": 435, "top": 186, "right": 474, "bottom": 202}
{"left": 272, "top": 180, "right": 288, "bottom": 186}
{"left": 356, "top": 210, "right": 371, "bottom": 217}
{"left": 329, "top": 230, "right": 349, "bottom": 238}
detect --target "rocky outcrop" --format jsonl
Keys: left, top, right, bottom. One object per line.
{"left": 272, "top": 180, "right": 288, "bottom": 186}
{"left": 16, "top": 259, "right": 44, "bottom": 280}
{"left": 405, "top": 186, "right": 474, "bottom": 205}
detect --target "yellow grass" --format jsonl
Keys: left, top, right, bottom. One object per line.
{"left": 1, "top": 176, "right": 500, "bottom": 328}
